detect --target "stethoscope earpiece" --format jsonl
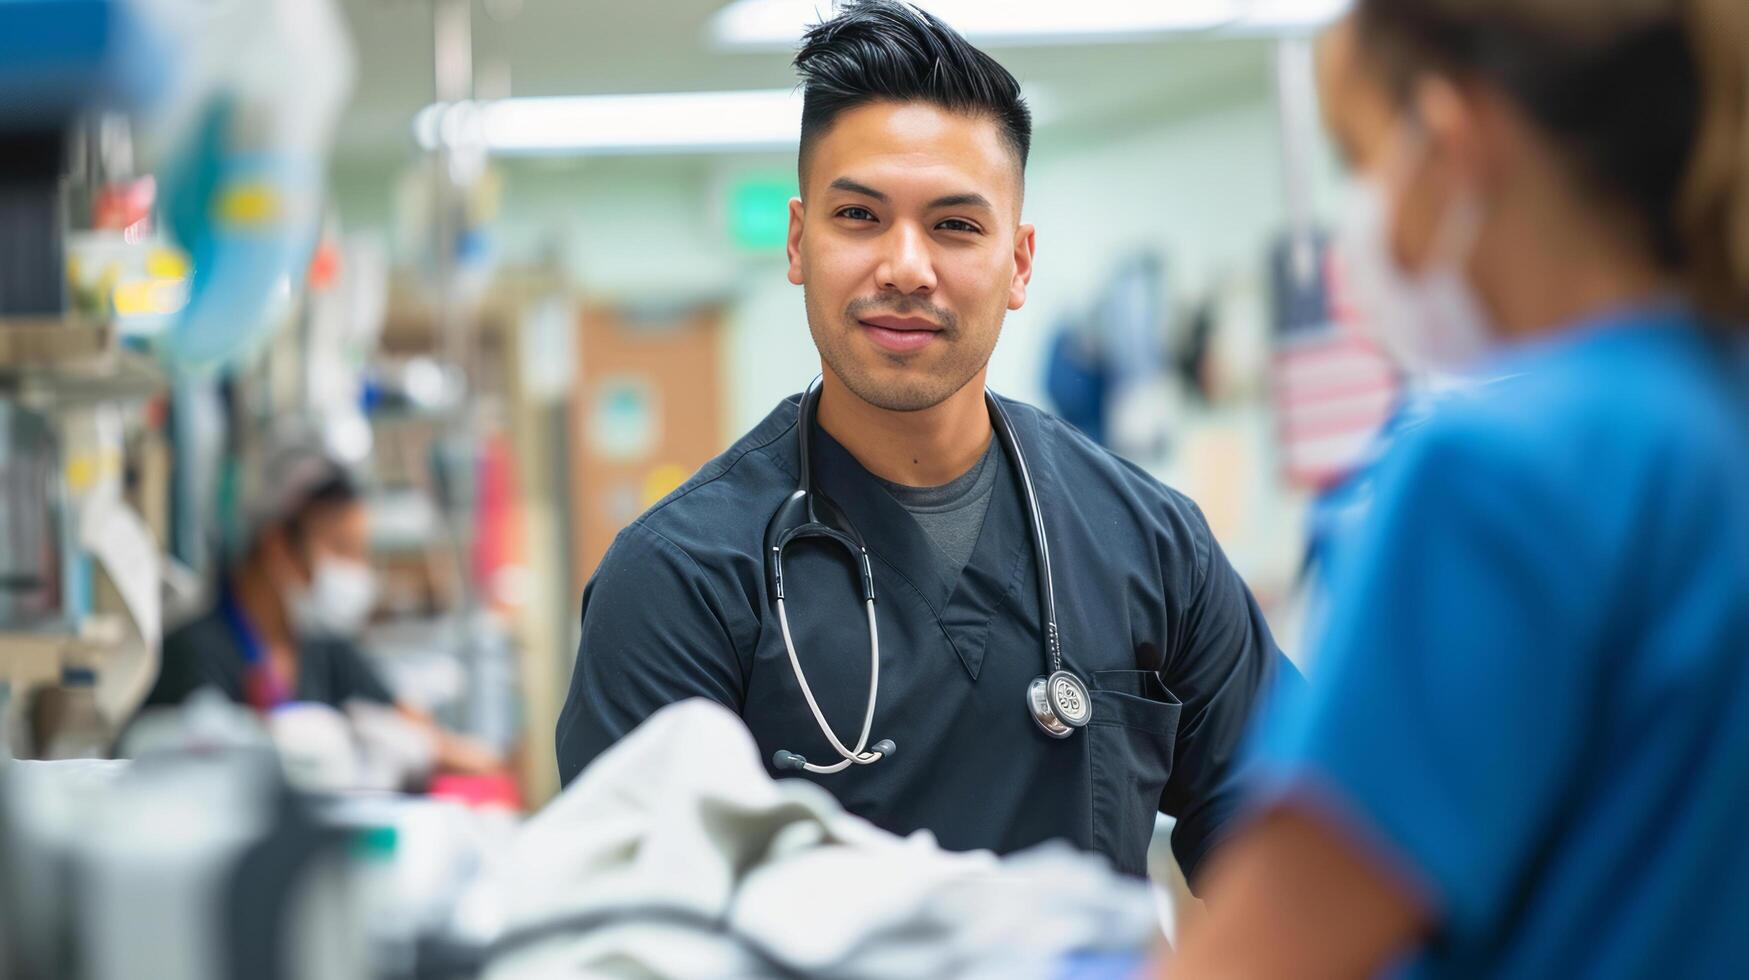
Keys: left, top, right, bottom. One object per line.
{"left": 772, "top": 738, "right": 896, "bottom": 774}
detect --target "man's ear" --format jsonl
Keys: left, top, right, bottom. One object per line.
{"left": 1008, "top": 223, "right": 1037, "bottom": 310}
{"left": 787, "top": 197, "right": 806, "bottom": 286}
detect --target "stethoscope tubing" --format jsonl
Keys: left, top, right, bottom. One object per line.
{"left": 777, "top": 596, "right": 887, "bottom": 773}
{"left": 771, "top": 382, "right": 1083, "bottom": 772}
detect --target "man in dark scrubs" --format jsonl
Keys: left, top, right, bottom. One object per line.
{"left": 556, "top": 0, "right": 1295, "bottom": 881}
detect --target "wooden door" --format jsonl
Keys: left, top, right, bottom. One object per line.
{"left": 568, "top": 304, "right": 725, "bottom": 589}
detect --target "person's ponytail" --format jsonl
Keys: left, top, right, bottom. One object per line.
{"left": 1678, "top": 0, "right": 1749, "bottom": 322}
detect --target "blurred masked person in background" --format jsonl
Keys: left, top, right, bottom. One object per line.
{"left": 1171, "top": 0, "right": 1749, "bottom": 977}
{"left": 141, "top": 440, "right": 503, "bottom": 777}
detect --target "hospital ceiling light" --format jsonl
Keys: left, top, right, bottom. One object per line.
{"left": 709, "top": 0, "right": 1353, "bottom": 49}
{"left": 1227, "top": 0, "right": 1353, "bottom": 34}
{"left": 413, "top": 89, "right": 804, "bottom": 156}
{"left": 412, "top": 84, "right": 1053, "bottom": 156}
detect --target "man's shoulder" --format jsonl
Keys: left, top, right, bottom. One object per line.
{"left": 606, "top": 395, "right": 801, "bottom": 566}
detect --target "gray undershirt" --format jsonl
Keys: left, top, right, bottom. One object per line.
{"left": 876, "top": 437, "right": 1000, "bottom": 577}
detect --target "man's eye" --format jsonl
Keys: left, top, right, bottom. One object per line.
{"left": 937, "top": 219, "right": 981, "bottom": 233}
{"left": 837, "top": 206, "right": 877, "bottom": 222}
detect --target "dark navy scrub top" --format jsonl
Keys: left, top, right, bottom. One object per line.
{"left": 556, "top": 394, "right": 1294, "bottom": 879}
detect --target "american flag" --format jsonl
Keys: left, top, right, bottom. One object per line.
{"left": 1269, "top": 232, "right": 1403, "bottom": 490}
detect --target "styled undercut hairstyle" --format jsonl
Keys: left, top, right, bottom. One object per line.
{"left": 793, "top": 0, "right": 1033, "bottom": 188}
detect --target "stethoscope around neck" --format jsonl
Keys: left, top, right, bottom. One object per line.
{"left": 762, "top": 378, "right": 1093, "bottom": 775}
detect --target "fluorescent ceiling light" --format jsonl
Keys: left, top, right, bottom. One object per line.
{"left": 413, "top": 83, "right": 1054, "bottom": 156}
{"left": 415, "top": 89, "right": 804, "bottom": 156}
{"left": 710, "top": 0, "right": 1351, "bottom": 49}
{"left": 1228, "top": 0, "right": 1352, "bottom": 33}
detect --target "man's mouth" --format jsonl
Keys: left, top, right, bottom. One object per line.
{"left": 858, "top": 314, "right": 943, "bottom": 354}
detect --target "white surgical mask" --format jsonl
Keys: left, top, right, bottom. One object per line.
{"left": 288, "top": 556, "right": 378, "bottom": 639}
{"left": 1337, "top": 131, "right": 1497, "bottom": 375}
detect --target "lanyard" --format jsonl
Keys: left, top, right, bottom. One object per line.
{"left": 220, "top": 589, "right": 292, "bottom": 711}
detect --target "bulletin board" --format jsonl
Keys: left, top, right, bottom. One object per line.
{"left": 567, "top": 304, "right": 726, "bottom": 587}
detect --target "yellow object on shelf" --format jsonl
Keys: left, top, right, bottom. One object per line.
{"left": 217, "top": 182, "right": 285, "bottom": 226}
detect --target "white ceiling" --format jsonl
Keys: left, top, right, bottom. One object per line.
{"left": 332, "top": 0, "right": 1279, "bottom": 167}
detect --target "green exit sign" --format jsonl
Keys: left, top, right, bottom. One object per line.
{"left": 727, "top": 176, "right": 797, "bottom": 251}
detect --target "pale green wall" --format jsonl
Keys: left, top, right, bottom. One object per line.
{"left": 328, "top": 86, "right": 1343, "bottom": 436}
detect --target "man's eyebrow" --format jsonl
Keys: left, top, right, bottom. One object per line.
{"left": 828, "top": 177, "right": 889, "bottom": 202}
{"left": 825, "top": 180, "right": 996, "bottom": 213}
{"left": 928, "top": 192, "right": 994, "bottom": 211}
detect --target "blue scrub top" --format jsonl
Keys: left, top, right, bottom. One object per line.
{"left": 557, "top": 393, "right": 1293, "bottom": 880}
{"left": 1250, "top": 303, "right": 1749, "bottom": 977}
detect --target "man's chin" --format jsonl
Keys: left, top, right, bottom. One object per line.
{"left": 835, "top": 361, "right": 975, "bottom": 413}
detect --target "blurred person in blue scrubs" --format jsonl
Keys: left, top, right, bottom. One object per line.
{"left": 1171, "top": 0, "right": 1749, "bottom": 977}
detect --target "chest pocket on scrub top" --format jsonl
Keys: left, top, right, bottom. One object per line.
{"left": 1087, "top": 669, "right": 1182, "bottom": 876}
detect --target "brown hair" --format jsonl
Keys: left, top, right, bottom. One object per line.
{"left": 1354, "top": 0, "right": 1749, "bottom": 321}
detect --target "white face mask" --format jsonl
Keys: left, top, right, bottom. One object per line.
{"left": 288, "top": 555, "right": 378, "bottom": 639}
{"left": 1337, "top": 132, "right": 1497, "bottom": 375}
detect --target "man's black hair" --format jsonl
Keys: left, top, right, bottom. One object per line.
{"left": 794, "top": 0, "right": 1032, "bottom": 185}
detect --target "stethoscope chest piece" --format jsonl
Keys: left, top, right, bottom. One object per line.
{"left": 1028, "top": 669, "right": 1092, "bottom": 738}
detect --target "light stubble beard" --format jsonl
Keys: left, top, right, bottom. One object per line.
{"left": 804, "top": 285, "right": 1000, "bottom": 413}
